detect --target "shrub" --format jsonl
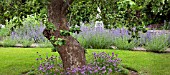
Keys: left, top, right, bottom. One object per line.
{"left": 11, "top": 14, "right": 46, "bottom": 43}
{"left": 74, "top": 26, "right": 115, "bottom": 49}
{"left": 144, "top": 32, "right": 169, "bottom": 52}
{"left": 1, "top": 14, "right": 50, "bottom": 47}
{"left": 111, "top": 28, "right": 139, "bottom": 50}
{"left": 75, "top": 26, "right": 141, "bottom": 50}
{"left": 32, "top": 52, "right": 128, "bottom": 75}
{"left": 19, "top": 39, "right": 34, "bottom": 47}
{"left": 113, "top": 36, "right": 139, "bottom": 50}
{"left": 2, "top": 37, "right": 17, "bottom": 47}
{"left": 0, "top": 28, "right": 9, "bottom": 38}
{"left": 38, "top": 38, "right": 53, "bottom": 48}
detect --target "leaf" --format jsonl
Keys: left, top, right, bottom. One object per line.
{"left": 50, "top": 36, "right": 55, "bottom": 41}
{"left": 58, "top": 42, "right": 63, "bottom": 46}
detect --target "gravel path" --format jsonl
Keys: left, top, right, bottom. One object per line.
{"left": 133, "top": 47, "right": 170, "bottom": 53}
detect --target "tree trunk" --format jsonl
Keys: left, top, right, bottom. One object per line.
{"left": 43, "top": 0, "right": 86, "bottom": 70}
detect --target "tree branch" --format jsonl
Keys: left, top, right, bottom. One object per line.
{"left": 61, "top": 0, "right": 74, "bottom": 15}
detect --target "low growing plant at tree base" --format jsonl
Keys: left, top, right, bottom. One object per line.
{"left": 31, "top": 52, "right": 129, "bottom": 75}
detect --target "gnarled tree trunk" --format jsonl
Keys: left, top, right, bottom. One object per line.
{"left": 43, "top": 0, "right": 86, "bottom": 70}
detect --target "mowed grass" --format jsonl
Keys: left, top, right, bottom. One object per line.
{"left": 0, "top": 48, "right": 170, "bottom": 75}
{"left": 0, "top": 48, "right": 56, "bottom": 75}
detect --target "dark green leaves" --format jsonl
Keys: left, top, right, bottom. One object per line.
{"left": 60, "top": 30, "right": 71, "bottom": 36}
{"left": 50, "top": 36, "right": 55, "bottom": 41}
{"left": 45, "top": 22, "right": 56, "bottom": 30}
{"left": 54, "top": 38, "right": 66, "bottom": 46}
{"left": 69, "top": 26, "right": 81, "bottom": 33}
{"left": 50, "top": 36, "right": 66, "bottom": 46}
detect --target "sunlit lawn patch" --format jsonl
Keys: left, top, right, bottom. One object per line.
{"left": 0, "top": 48, "right": 170, "bottom": 75}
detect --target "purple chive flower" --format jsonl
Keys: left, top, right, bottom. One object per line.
{"left": 80, "top": 71, "right": 85, "bottom": 75}
{"left": 36, "top": 58, "right": 39, "bottom": 61}
{"left": 89, "top": 71, "right": 93, "bottom": 73}
{"left": 101, "top": 66, "right": 106, "bottom": 70}
{"left": 112, "top": 52, "right": 114, "bottom": 57}
{"left": 97, "top": 67, "right": 101, "bottom": 70}
{"left": 35, "top": 52, "right": 121, "bottom": 75}
{"left": 113, "top": 63, "right": 117, "bottom": 67}
{"left": 72, "top": 68, "right": 77, "bottom": 73}
{"left": 102, "top": 70, "right": 106, "bottom": 74}
{"left": 66, "top": 72, "right": 70, "bottom": 75}
{"left": 94, "top": 69, "right": 98, "bottom": 73}
{"left": 39, "top": 66, "right": 43, "bottom": 71}
{"left": 114, "top": 68, "right": 118, "bottom": 71}
{"left": 108, "top": 68, "right": 112, "bottom": 73}
{"left": 93, "top": 52, "right": 97, "bottom": 57}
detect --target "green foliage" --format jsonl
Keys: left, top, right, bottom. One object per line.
{"left": 0, "top": 13, "right": 50, "bottom": 48}
{"left": 54, "top": 38, "right": 66, "bottom": 46}
{"left": 22, "top": 13, "right": 42, "bottom": 26}
{"left": 144, "top": 0, "right": 170, "bottom": 23}
{"left": 144, "top": 35, "right": 169, "bottom": 52}
{"left": 19, "top": 39, "right": 34, "bottom": 47}
{"left": 68, "top": 0, "right": 147, "bottom": 41}
{"left": 0, "top": 13, "right": 46, "bottom": 45}
{"left": 44, "top": 21, "right": 56, "bottom": 31}
{"left": 0, "top": 0, "right": 47, "bottom": 25}
{"left": 0, "top": 28, "right": 9, "bottom": 37}
{"left": 0, "top": 18, "right": 18, "bottom": 37}
{"left": 113, "top": 36, "right": 139, "bottom": 50}
{"left": 69, "top": 26, "right": 81, "bottom": 34}
{"left": 68, "top": 0, "right": 98, "bottom": 26}
{"left": 68, "top": 0, "right": 170, "bottom": 41}
{"left": 75, "top": 31, "right": 114, "bottom": 49}
{"left": 10, "top": 14, "right": 46, "bottom": 42}
{"left": 50, "top": 36, "right": 66, "bottom": 51}
{"left": 161, "top": 20, "right": 170, "bottom": 30}
{"left": 38, "top": 38, "right": 53, "bottom": 48}
{"left": 60, "top": 30, "right": 71, "bottom": 36}
{"left": 50, "top": 36, "right": 56, "bottom": 41}
{"left": 2, "top": 37, "right": 17, "bottom": 47}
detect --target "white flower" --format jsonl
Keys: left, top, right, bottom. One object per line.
{"left": 0, "top": 24, "right": 5, "bottom": 28}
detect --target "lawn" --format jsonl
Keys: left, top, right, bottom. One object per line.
{"left": 0, "top": 48, "right": 170, "bottom": 75}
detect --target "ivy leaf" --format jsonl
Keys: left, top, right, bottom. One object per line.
{"left": 50, "top": 36, "right": 55, "bottom": 41}
{"left": 58, "top": 42, "right": 64, "bottom": 46}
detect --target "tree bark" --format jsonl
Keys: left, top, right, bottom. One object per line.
{"left": 43, "top": 0, "right": 86, "bottom": 70}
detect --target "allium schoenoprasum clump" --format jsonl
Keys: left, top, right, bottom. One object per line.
{"left": 144, "top": 31, "right": 169, "bottom": 52}
{"left": 33, "top": 52, "right": 127, "bottom": 75}
{"left": 32, "top": 52, "right": 64, "bottom": 75}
